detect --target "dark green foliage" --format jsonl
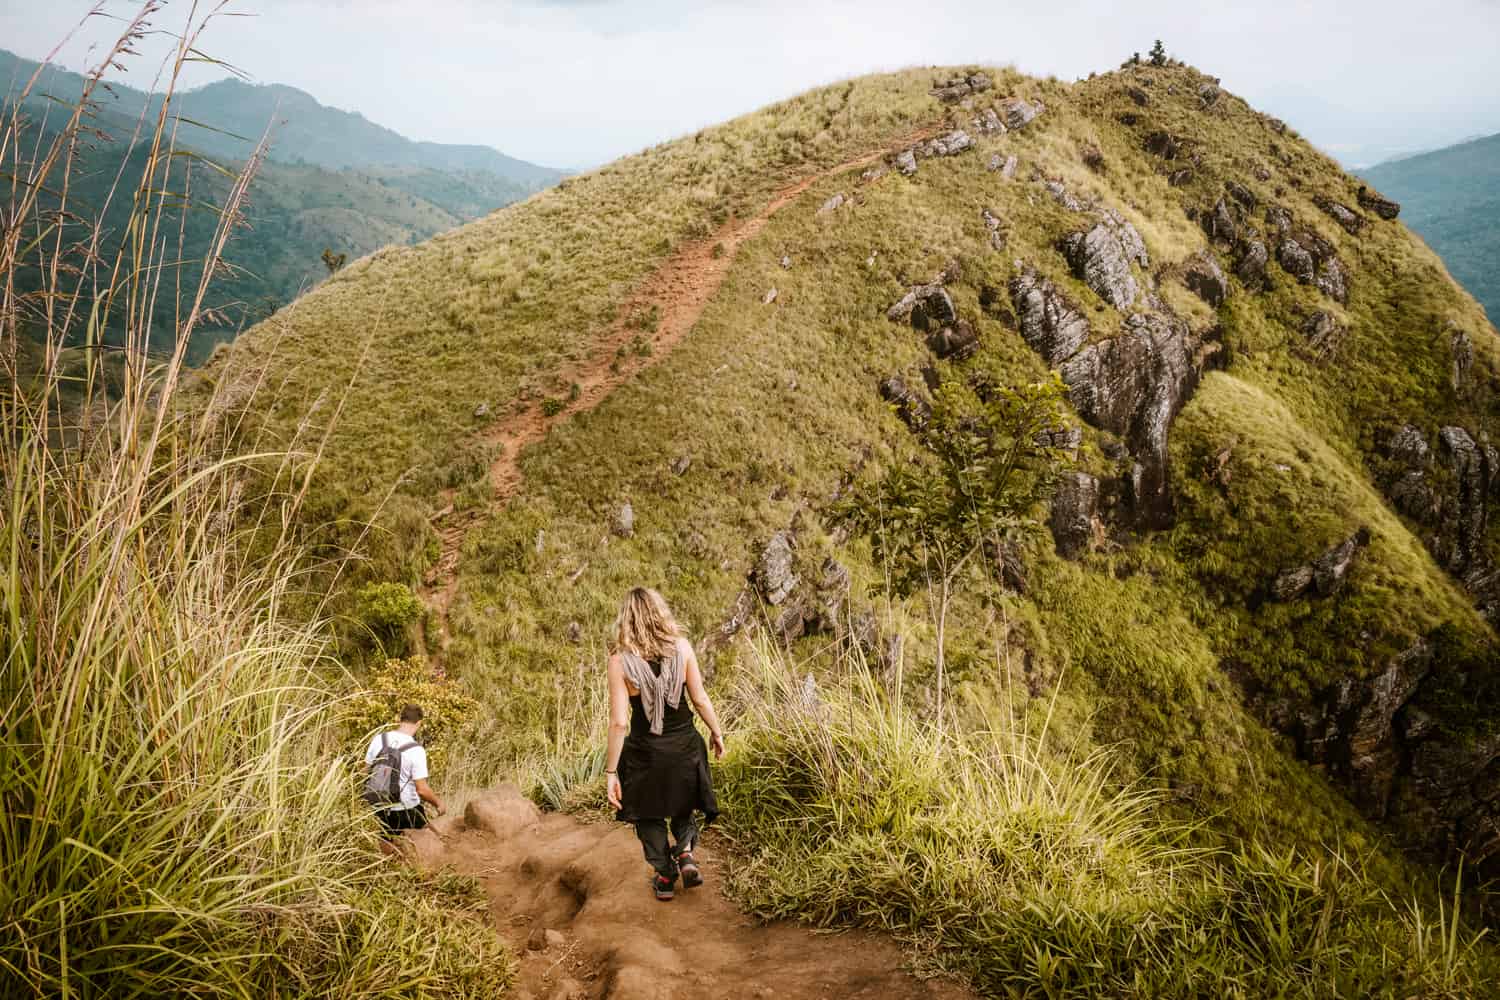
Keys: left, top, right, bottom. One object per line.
{"left": 355, "top": 581, "right": 423, "bottom": 654}
{"left": 1149, "top": 40, "right": 1168, "bottom": 66}
{"left": 832, "top": 376, "right": 1067, "bottom": 598}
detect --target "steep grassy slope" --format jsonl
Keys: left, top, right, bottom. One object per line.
{"left": 209, "top": 59, "right": 1500, "bottom": 980}
{"left": 1363, "top": 133, "right": 1500, "bottom": 326}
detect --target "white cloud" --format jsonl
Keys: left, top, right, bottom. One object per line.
{"left": 2, "top": 0, "right": 1497, "bottom": 168}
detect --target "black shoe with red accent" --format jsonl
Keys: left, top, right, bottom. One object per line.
{"left": 652, "top": 872, "right": 676, "bottom": 901}
{"left": 676, "top": 850, "right": 702, "bottom": 889}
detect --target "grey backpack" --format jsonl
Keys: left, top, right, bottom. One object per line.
{"left": 362, "top": 732, "right": 415, "bottom": 805}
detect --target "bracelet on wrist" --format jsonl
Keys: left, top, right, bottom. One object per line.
{"left": 604, "top": 769, "right": 617, "bottom": 775}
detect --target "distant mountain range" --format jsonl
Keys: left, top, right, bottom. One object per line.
{"left": 1363, "top": 132, "right": 1500, "bottom": 326}
{"left": 1, "top": 48, "right": 565, "bottom": 361}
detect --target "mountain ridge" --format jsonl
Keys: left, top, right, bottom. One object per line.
{"left": 202, "top": 59, "right": 1500, "bottom": 983}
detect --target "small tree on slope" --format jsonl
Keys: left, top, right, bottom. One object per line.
{"left": 831, "top": 375, "right": 1068, "bottom": 728}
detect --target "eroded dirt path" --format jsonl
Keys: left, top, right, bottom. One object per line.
{"left": 407, "top": 787, "right": 975, "bottom": 1000}
{"left": 418, "top": 129, "right": 939, "bottom": 652}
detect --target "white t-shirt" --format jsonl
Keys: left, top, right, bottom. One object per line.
{"left": 364, "top": 728, "right": 429, "bottom": 810}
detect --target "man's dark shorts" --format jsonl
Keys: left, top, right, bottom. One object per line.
{"left": 376, "top": 805, "right": 428, "bottom": 838}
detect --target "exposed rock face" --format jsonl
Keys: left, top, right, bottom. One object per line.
{"left": 927, "top": 319, "right": 980, "bottom": 361}
{"left": 1044, "top": 178, "right": 1088, "bottom": 212}
{"left": 886, "top": 283, "right": 956, "bottom": 329}
{"left": 1059, "top": 214, "right": 1147, "bottom": 309}
{"left": 1266, "top": 207, "right": 1349, "bottom": 302}
{"left": 1237, "top": 638, "right": 1500, "bottom": 878}
{"left": 1269, "top": 528, "right": 1371, "bottom": 601}
{"left": 894, "top": 149, "right": 918, "bottom": 176}
{"left": 1234, "top": 239, "right": 1269, "bottom": 289}
{"left": 1126, "top": 85, "right": 1150, "bottom": 107}
{"left": 1434, "top": 427, "right": 1494, "bottom": 577}
{"left": 1357, "top": 185, "right": 1401, "bottom": 220}
{"left": 878, "top": 376, "right": 931, "bottom": 430}
{"left": 1204, "top": 197, "right": 1239, "bottom": 243}
{"left": 1301, "top": 310, "right": 1345, "bottom": 360}
{"left": 1225, "top": 180, "right": 1258, "bottom": 210}
{"left": 817, "top": 192, "right": 846, "bottom": 215}
{"left": 1316, "top": 196, "right": 1367, "bottom": 236}
{"left": 912, "top": 130, "right": 972, "bottom": 159}
{"left": 1058, "top": 311, "right": 1223, "bottom": 527}
{"left": 997, "top": 96, "right": 1044, "bottom": 130}
{"left": 970, "top": 107, "right": 1006, "bottom": 136}
{"left": 1050, "top": 472, "right": 1101, "bottom": 558}
{"left": 931, "top": 72, "right": 993, "bottom": 102}
{"left": 754, "top": 531, "right": 798, "bottom": 605}
{"left": 1182, "top": 250, "right": 1229, "bottom": 306}
{"left": 1010, "top": 269, "right": 1091, "bottom": 366}
{"left": 1388, "top": 423, "right": 1431, "bottom": 469}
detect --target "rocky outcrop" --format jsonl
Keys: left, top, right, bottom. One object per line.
{"left": 1357, "top": 185, "right": 1401, "bottom": 220}
{"left": 1010, "top": 269, "right": 1090, "bottom": 366}
{"left": 1058, "top": 311, "right": 1224, "bottom": 527}
{"left": 1315, "top": 196, "right": 1367, "bottom": 236}
{"left": 1268, "top": 528, "right": 1371, "bottom": 601}
{"left": 1381, "top": 422, "right": 1499, "bottom": 621}
{"left": 878, "top": 376, "right": 931, "bottom": 431}
{"left": 927, "top": 320, "right": 980, "bottom": 361}
{"left": 1300, "top": 310, "right": 1345, "bottom": 360}
{"left": 886, "top": 283, "right": 956, "bottom": 329}
{"left": 894, "top": 149, "right": 918, "bottom": 176}
{"left": 817, "top": 192, "right": 846, "bottom": 215}
{"left": 1433, "top": 427, "right": 1494, "bottom": 577}
{"left": 754, "top": 531, "right": 798, "bottom": 605}
{"left": 1234, "top": 239, "right": 1269, "bottom": 289}
{"left": 1044, "top": 178, "right": 1089, "bottom": 212}
{"left": 1182, "top": 250, "right": 1229, "bottom": 307}
{"left": 1263, "top": 206, "right": 1349, "bottom": 302}
{"left": 1050, "top": 472, "right": 1101, "bottom": 558}
{"left": 1059, "top": 210, "right": 1149, "bottom": 310}
{"left": 894, "top": 130, "right": 977, "bottom": 175}
{"left": 996, "top": 96, "right": 1044, "bottom": 130}
{"left": 931, "top": 72, "right": 992, "bottom": 103}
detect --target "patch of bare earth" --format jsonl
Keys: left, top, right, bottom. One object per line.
{"left": 404, "top": 787, "right": 977, "bottom": 1000}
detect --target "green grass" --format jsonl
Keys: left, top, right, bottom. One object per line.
{"left": 207, "top": 54, "right": 1500, "bottom": 990}
{"left": 1, "top": 15, "right": 511, "bottom": 996}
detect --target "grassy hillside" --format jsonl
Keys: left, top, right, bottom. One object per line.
{"left": 206, "top": 58, "right": 1500, "bottom": 993}
{"left": 1363, "top": 133, "right": 1500, "bottom": 327}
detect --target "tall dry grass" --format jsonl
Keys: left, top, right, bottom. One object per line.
{"left": 1, "top": 5, "right": 507, "bottom": 995}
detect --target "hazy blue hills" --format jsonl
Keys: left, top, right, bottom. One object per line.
{"left": 1363, "top": 132, "right": 1500, "bottom": 326}
{"left": 2, "top": 48, "right": 563, "bottom": 361}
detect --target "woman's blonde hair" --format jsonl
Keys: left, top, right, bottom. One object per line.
{"left": 612, "top": 587, "right": 682, "bottom": 659}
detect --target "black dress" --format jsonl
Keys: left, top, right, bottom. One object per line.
{"left": 614, "top": 659, "right": 719, "bottom": 824}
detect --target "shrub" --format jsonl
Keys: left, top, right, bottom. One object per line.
{"left": 356, "top": 581, "right": 423, "bottom": 654}
{"left": 345, "top": 658, "right": 480, "bottom": 777}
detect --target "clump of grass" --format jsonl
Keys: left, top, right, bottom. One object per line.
{"left": 714, "top": 639, "right": 1495, "bottom": 998}
{"left": 0, "top": 9, "right": 509, "bottom": 996}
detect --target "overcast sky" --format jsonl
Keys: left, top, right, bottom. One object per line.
{"left": 2, "top": 0, "right": 1498, "bottom": 169}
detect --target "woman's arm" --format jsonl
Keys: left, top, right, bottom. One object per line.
{"left": 604, "top": 653, "right": 630, "bottom": 808}
{"left": 682, "top": 643, "right": 725, "bottom": 758}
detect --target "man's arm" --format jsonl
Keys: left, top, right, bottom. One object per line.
{"left": 413, "top": 778, "right": 445, "bottom": 816}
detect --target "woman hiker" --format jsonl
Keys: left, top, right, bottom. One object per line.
{"left": 604, "top": 587, "right": 725, "bottom": 901}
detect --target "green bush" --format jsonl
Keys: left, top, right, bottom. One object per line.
{"left": 345, "top": 658, "right": 480, "bottom": 777}
{"left": 356, "top": 581, "right": 423, "bottom": 654}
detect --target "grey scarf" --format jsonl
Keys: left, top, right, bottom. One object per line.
{"left": 620, "top": 641, "right": 686, "bottom": 736}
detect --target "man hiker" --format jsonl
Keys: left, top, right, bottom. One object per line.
{"left": 363, "top": 704, "right": 445, "bottom": 852}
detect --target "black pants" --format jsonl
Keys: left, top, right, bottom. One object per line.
{"left": 376, "top": 804, "right": 427, "bottom": 838}
{"left": 634, "top": 814, "right": 697, "bottom": 878}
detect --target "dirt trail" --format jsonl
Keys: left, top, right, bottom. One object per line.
{"left": 418, "top": 129, "right": 940, "bottom": 651}
{"left": 407, "top": 786, "right": 975, "bottom": 1000}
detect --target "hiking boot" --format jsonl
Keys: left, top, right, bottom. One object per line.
{"left": 676, "top": 850, "right": 702, "bottom": 889}
{"left": 652, "top": 872, "right": 676, "bottom": 901}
